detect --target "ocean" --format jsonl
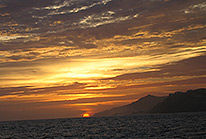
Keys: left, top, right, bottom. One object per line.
{"left": 0, "top": 112, "right": 205, "bottom": 139}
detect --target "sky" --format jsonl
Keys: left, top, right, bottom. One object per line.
{"left": 0, "top": 0, "right": 206, "bottom": 121}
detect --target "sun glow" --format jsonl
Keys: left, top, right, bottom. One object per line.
{"left": 82, "top": 113, "right": 90, "bottom": 118}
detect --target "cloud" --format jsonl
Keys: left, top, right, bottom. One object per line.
{"left": 34, "top": 0, "right": 112, "bottom": 15}
{"left": 105, "top": 56, "right": 206, "bottom": 80}
{"left": 0, "top": 4, "right": 6, "bottom": 8}
{"left": 29, "top": 82, "right": 87, "bottom": 95}
{"left": 86, "top": 77, "right": 206, "bottom": 93}
{"left": 120, "top": 77, "right": 206, "bottom": 90}
{"left": 183, "top": 2, "right": 206, "bottom": 14}
{"left": 0, "top": 86, "right": 31, "bottom": 96}
{"left": 0, "top": 0, "right": 205, "bottom": 62}
{"left": 67, "top": 94, "right": 138, "bottom": 104}
{"left": 0, "top": 82, "right": 87, "bottom": 97}
{"left": 0, "top": 93, "right": 138, "bottom": 109}
{"left": 7, "top": 55, "right": 37, "bottom": 61}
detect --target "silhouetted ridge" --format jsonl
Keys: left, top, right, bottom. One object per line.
{"left": 93, "top": 88, "right": 206, "bottom": 117}
{"left": 93, "top": 94, "right": 166, "bottom": 117}
{"left": 150, "top": 88, "right": 206, "bottom": 113}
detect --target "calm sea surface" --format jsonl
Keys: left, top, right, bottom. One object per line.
{"left": 0, "top": 112, "right": 205, "bottom": 139}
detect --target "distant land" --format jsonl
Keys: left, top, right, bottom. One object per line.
{"left": 93, "top": 88, "right": 206, "bottom": 117}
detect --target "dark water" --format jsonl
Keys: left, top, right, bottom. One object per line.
{"left": 0, "top": 112, "right": 206, "bottom": 139}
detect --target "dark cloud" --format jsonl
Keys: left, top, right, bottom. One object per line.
{"left": 73, "top": 40, "right": 97, "bottom": 49}
{"left": 29, "top": 82, "right": 87, "bottom": 95}
{"left": 111, "top": 69, "right": 124, "bottom": 71}
{"left": 0, "top": 82, "right": 87, "bottom": 96}
{"left": 88, "top": 77, "right": 206, "bottom": 93}
{"left": 67, "top": 94, "right": 138, "bottom": 104}
{"left": 105, "top": 56, "right": 206, "bottom": 80}
{"left": 0, "top": 86, "right": 32, "bottom": 96}
{"left": 1, "top": 0, "right": 205, "bottom": 52}
{"left": 0, "top": 0, "right": 52, "bottom": 11}
{"left": 7, "top": 55, "right": 37, "bottom": 60}
{"left": 121, "top": 77, "right": 206, "bottom": 89}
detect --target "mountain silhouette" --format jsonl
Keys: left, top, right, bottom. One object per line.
{"left": 93, "top": 95, "right": 166, "bottom": 117}
{"left": 150, "top": 88, "right": 206, "bottom": 113}
{"left": 93, "top": 88, "right": 206, "bottom": 117}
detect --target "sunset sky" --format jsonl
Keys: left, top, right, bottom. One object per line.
{"left": 0, "top": 0, "right": 206, "bottom": 121}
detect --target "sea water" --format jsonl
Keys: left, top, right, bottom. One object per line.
{"left": 0, "top": 112, "right": 205, "bottom": 139}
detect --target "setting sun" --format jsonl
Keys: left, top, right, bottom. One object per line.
{"left": 83, "top": 113, "right": 90, "bottom": 118}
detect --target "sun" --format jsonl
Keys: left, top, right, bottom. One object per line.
{"left": 82, "top": 113, "right": 90, "bottom": 118}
